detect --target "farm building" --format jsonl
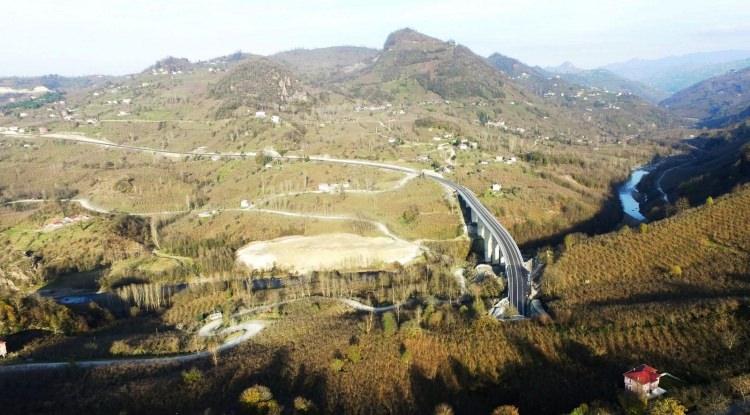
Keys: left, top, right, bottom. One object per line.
{"left": 623, "top": 364, "right": 666, "bottom": 398}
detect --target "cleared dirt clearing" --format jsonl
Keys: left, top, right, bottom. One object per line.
{"left": 236, "top": 233, "right": 422, "bottom": 273}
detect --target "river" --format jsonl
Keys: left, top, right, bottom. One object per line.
{"left": 618, "top": 168, "right": 649, "bottom": 222}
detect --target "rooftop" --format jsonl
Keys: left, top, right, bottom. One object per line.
{"left": 624, "top": 364, "right": 660, "bottom": 384}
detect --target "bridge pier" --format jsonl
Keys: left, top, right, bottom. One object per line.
{"left": 485, "top": 236, "right": 494, "bottom": 263}
{"left": 492, "top": 243, "right": 501, "bottom": 264}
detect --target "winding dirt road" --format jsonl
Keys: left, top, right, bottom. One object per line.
{"left": 0, "top": 297, "right": 404, "bottom": 373}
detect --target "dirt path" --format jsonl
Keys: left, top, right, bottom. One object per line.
{"left": 0, "top": 297, "right": 404, "bottom": 373}
{"left": 229, "top": 207, "right": 406, "bottom": 242}
{"left": 0, "top": 318, "right": 266, "bottom": 374}
{"left": 256, "top": 173, "right": 417, "bottom": 206}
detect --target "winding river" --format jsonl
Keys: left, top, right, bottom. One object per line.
{"left": 618, "top": 168, "right": 650, "bottom": 222}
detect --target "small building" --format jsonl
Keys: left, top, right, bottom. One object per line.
{"left": 198, "top": 210, "right": 218, "bottom": 218}
{"left": 271, "top": 115, "right": 280, "bottom": 124}
{"left": 240, "top": 199, "right": 251, "bottom": 209}
{"left": 255, "top": 111, "right": 266, "bottom": 118}
{"left": 0, "top": 340, "right": 6, "bottom": 358}
{"left": 491, "top": 183, "right": 502, "bottom": 192}
{"left": 624, "top": 364, "right": 666, "bottom": 399}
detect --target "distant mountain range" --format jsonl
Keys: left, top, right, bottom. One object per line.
{"left": 661, "top": 66, "right": 750, "bottom": 128}
{"left": 603, "top": 50, "right": 750, "bottom": 95}
{"left": 0, "top": 28, "right": 678, "bottom": 138}
{"left": 544, "top": 62, "right": 667, "bottom": 103}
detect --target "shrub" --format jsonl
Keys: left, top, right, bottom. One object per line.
{"left": 255, "top": 152, "right": 273, "bottom": 166}
{"left": 648, "top": 397, "right": 686, "bottom": 415}
{"left": 345, "top": 345, "right": 361, "bottom": 363}
{"left": 472, "top": 296, "right": 487, "bottom": 316}
{"left": 400, "top": 349, "right": 413, "bottom": 364}
{"left": 569, "top": 403, "right": 589, "bottom": 415}
{"left": 292, "top": 396, "right": 317, "bottom": 414}
{"left": 330, "top": 358, "right": 345, "bottom": 372}
{"left": 564, "top": 234, "right": 576, "bottom": 250}
{"left": 382, "top": 311, "right": 397, "bottom": 336}
{"left": 109, "top": 340, "right": 131, "bottom": 355}
{"left": 669, "top": 265, "right": 683, "bottom": 278}
{"left": 181, "top": 367, "right": 203, "bottom": 387}
{"left": 433, "top": 403, "right": 454, "bottom": 415}
{"left": 238, "top": 385, "right": 281, "bottom": 415}
{"left": 492, "top": 405, "right": 520, "bottom": 415}
{"left": 401, "top": 205, "right": 420, "bottom": 224}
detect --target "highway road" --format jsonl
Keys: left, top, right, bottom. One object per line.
{"left": 1, "top": 132, "right": 529, "bottom": 316}
{"left": 430, "top": 177, "right": 528, "bottom": 316}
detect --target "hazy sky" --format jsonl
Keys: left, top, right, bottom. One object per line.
{"left": 2, "top": 0, "right": 749, "bottom": 76}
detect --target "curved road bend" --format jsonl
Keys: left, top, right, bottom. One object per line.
{"left": 1, "top": 133, "right": 529, "bottom": 316}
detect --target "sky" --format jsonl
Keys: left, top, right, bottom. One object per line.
{"left": 2, "top": 0, "right": 749, "bottom": 76}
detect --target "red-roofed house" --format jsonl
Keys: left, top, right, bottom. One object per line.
{"left": 624, "top": 364, "right": 666, "bottom": 398}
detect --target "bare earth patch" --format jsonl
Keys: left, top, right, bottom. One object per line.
{"left": 236, "top": 233, "right": 422, "bottom": 273}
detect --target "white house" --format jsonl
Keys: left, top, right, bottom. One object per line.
{"left": 623, "top": 364, "right": 666, "bottom": 399}
{"left": 255, "top": 111, "right": 266, "bottom": 118}
{"left": 491, "top": 183, "right": 502, "bottom": 192}
{"left": 198, "top": 210, "right": 218, "bottom": 218}
{"left": 271, "top": 115, "right": 280, "bottom": 124}
{"left": 240, "top": 199, "right": 251, "bottom": 209}
{"left": 318, "top": 183, "right": 331, "bottom": 192}
{"left": 0, "top": 340, "right": 6, "bottom": 358}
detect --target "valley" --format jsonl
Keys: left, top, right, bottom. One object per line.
{"left": 0, "top": 17, "right": 749, "bottom": 415}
